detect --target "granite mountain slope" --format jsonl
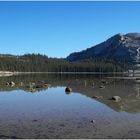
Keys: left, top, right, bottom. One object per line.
{"left": 67, "top": 33, "right": 140, "bottom": 65}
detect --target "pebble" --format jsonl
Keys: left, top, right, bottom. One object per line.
{"left": 91, "top": 120, "right": 95, "bottom": 123}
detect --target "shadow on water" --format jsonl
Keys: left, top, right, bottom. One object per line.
{"left": 0, "top": 73, "right": 140, "bottom": 113}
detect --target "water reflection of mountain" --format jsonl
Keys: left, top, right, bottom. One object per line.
{"left": 71, "top": 80, "right": 140, "bottom": 113}
{"left": 0, "top": 74, "right": 140, "bottom": 113}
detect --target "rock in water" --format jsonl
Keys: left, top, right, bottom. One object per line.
{"left": 65, "top": 87, "right": 72, "bottom": 92}
{"left": 9, "top": 81, "right": 15, "bottom": 87}
{"left": 91, "top": 120, "right": 95, "bottom": 123}
{"left": 35, "top": 85, "right": 43, "bottom": 88}
{"left": 92, "top": 96, "right": 103, "bottom": 99}
{"left": 101, "top": 79, "right": 108, "bottom": 84}
{"left": 111, "top": 96, "right": 121, "bottom": 102}
{"left": 6, "top": 82, "right": 9, "bottom": 86}
{"left": 99, "top": 85, "right": 105, "bottom": 89}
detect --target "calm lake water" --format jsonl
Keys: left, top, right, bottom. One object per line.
{"left": 0, "top": 74, "right": 140, "bottom": 138}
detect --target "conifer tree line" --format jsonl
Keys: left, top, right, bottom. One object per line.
{"left": 0, "top": 53, "right": 128, "bottom": 72}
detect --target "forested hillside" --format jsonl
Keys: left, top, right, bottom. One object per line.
{"left": 0, "top": 53, "right": 128, "bottom": 72}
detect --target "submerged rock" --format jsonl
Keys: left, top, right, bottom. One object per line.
{"left": 101, "top": 79, "right": 109, "bottom": 84}
{"left": 92, "top": 95, "right": 103, "bottom": 99}
{"left": 65, "top": 91, "right": 72, "bottom": 95}
{"left": 99, "top": 85, "right": 105, "bottom": 89}
{"left": 6, "top": 81, "right": 15, "bottom": 86}
{"left": 43, "top": 83, "right": 51, "bottom": 87}
{"left": 91, "top": 120, "right": 95, "bottom": 123}
{"left": 92, "top": 82, "right": 95, "bottom": 87}
{"left": 20, "top": 82, "right": 23, "bottom": 86}
{"left": 29, "top": 88, "right": 36, "bottom": 93}
{"left": 35, "top": 85, "right": 43, "bottom": 88}
{"left": 6, "top": 82, "right": 9, "bottom": 86}
{"left": 35, "top": 83, "right": 50, "bottom": 89}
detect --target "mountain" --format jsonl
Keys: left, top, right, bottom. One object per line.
{"left": 67, "top": 33, "right": 140, "bottom": 65}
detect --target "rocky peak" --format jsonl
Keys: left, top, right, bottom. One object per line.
{"left": 67, "top": 33, "right": 140, "bottom": 65}
{"left": 125, "top": 33, "right": 140, "bottom": 39}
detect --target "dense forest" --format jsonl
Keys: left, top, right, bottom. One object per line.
{"left": 0, "top": 53, "right": 128, "bottom": 72}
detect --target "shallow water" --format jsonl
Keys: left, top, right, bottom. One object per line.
{"left": 0, "top": 74, "right": 140, "bottom": 138}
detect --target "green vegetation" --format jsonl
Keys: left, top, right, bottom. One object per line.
{"left": 0, "top": 53, "right": 128, "bottom": 72}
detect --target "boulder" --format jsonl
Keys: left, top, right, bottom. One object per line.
{"left": 65, "top": 87, "right": 72, "bottom": 92}
{"left": 111, "top": 96, "right": 121, "bottom": 102}
{"left": 9, "top": 81, "right": 15, "bottom": 87}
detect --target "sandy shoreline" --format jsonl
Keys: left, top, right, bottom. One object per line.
{"left": 0, "top": 71, "right": 140, "bottom": 77}
{"left": 0, "top": 71, "right": 130, "bottom": 77}
{"left": 0, "top": 71, "right": 15, "bottom": 77}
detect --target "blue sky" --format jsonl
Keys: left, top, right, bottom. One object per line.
{"left": 0, "top": 1, "right": 140, "bottom": 58}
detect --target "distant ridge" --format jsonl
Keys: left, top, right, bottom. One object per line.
{"left": 67, "top": 33, "right": 140, "bottom": 65}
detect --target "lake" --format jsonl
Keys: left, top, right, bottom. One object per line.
{"left": 0, "top": 74, "right": 140, "bottom": 138}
